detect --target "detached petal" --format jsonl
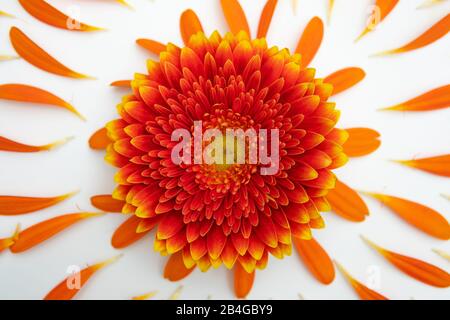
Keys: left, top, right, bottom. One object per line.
{"left": 0, "top": 136, "right": 71, "bottom": 153}
{"left": 257, "top": 0, "right": 278, "bottom": 38}
{"left": 220, "top": 0, "right": 250, "bottom": 36}
{"left": 295, "top": 17, "right": 324, "bottom": 67}
{"left": 326, "top": 180, "right": 369, "bottom": 222}
{"left": 164, "top": 251, "right": 195, "bottom": 281}
{"left": 136, "top": 38, "right": 166, "bottom": 55}
{"left": 0, "top": 192, "right": 76, "bottom": 216}
{"left": 180, "top": 9, "right": 204, "bottom": 45}
{"left": 395, "top": 154, "right": 450, "bottom": 177}
{"left": 90, "top": 195, "right": 125, "bottom": 213}
{"left": 0, "top": 224, "right": 20, "bottom": 252}
{"left": 381, "top": 85, "right": 450, "bottom": 112}
{"left": 234, "top": 262, "right": 255, "bottom": 299}
{"left": 343, "top": 128, "right": 381, "bottom": 157}
{"left": 356, "top": 0, "right": 399, "bottom": 41}
{"left": 89, "top": 128, "right": 111, "bottom": 150}
{"left": 324, "top": 67, "right": 366, "bottom": 96}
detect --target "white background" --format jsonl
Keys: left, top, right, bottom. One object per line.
{"left": 0, "top": 0, "right": 449, "bottom": 300}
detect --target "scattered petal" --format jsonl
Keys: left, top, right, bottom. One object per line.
{"left": 111, "top": 215, "right": 153, "bottom": 249}
{"left": 18, "top": 0, "right": 103, "bottom": 32}
{"left": 343, "top": 128, "right": 381, "bottom": 157}
{"left": 433, "top": 249, "right": 450, "bottom": 262}
{"left": 380, "top": 85, "right": 450, "bottom": 111}
{"left": 395, "top": 154, "right": 450, "bottom": 177}
{"left": 373, "top": 14, "right": 450, "bottom": 55}
{"left": 110, "top": 80, "right": 131, "bottom": 88}
{"left": 295, "top": 16, "right": 324, "bottom": 67}
{"left": 44, "top": 255, "right": 122, "bottom": 300}
{"left": 132, "top": 291, "right": 158, "bottom": 300}
{"left": 356, "top": 0, "right": 399, "bottom": 42}
{"left": 136, "top": 39, "right": 166, "bottom": 55}
{"left": 326, "top": 180, "right": 369, "bottom": 222}
{"left": 10, "top": 213, "right": 102, "bottom": 253}
{"left": 365, "top": 193, "right": 450, "bottom": 240}
{"left": 0, "top": 192, "right": 76, "bottom": 216}
{"left": 164, "top": 251, "right": 195, "bottom": 281}
{"left": 0, "top": 83, "right": 85, "bottom": 120}
{"left": 294, "top": 237, "right": 335, "bottom": 284}
{"left": 180, "top": 9, "right": 204, "bottom": 45}
{"left": 234, "top": 262, "right": 255, "bottom": 299}
{"left": 0, "top": 135, "right": 72, "bottom": 153}
{"left": 324, "top": 67, "right": 366, "bottom": 96}
{"left": 0, "top": 224, "right": 20, "bottom": 252}
{"left": 10, "top": 27, "right": 94, "bottom": 79}
{"left": 89, "top": 127, "right": 111, "bottom": 150}
{"left": 362, "top": 236, "right": 450, "bottom": 288}
{"left": 327, "top": 0, "right": 335, "bottom": 25}
{"left": 257, "top": 0, "right": 278, "bottom": 38}
{"left": 220, "top": 0, "right": 251, "bottom": 36}
{"left": 90, "top": 195, "right": 125, "bottom": 212}
{"left": 335, "top": 261, "right": 389, "bottom": 300}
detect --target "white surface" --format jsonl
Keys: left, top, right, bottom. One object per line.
{"left": 0, "top": 0, "right": 449, "bottom": 300}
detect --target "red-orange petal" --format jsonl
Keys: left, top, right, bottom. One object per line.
{"left": 295, "top": 17, "right": 324, "bottom": 67}
{"left": 335, "top": 261, "right": 389, "bottom": 300}
{"left": 18, "top": 0, "right": 103, "bottom": 32}
{"left": 381, "top": 85, "right": 450, "bottom": 112}
{"left": 0, "top": 84, "right": 84, "bottom": 119}
{"left": 44, "top": 255, "right": 122, "bottom": 300}
{"left": 326, "top": 180, "right": 369, "bottom": 222}
{"left": 0, "top": 192, "right": 76, "bottom": 216}
{"left": 164, "top": 251, "right": 195, "bottom": 281}
{"left": 365, "top": 193, "right": 450, "bottom": 240}
{"left": 324, "top": 67, "right": 366, "bottom": 96}
{"left": 374, "top": 13, "right": 450, "bottom": 55}
{"left": 0, "top": 135, "right": 71, "bottom": 153}
{"left": 363, "top": 237, "right": 450, "bottom": 288}
{"left": 293, "top": 237, "right": 335, "bottom": 284}
{"left": 89, "top": 127, "right": 111, "bottom": 150}
{"left": 110, "top": 80, "right": 131, "bottom": 88}
{"left": 90, "top": 195, "right": 125, "bottom": 213}
{"left": 343, "top": 128, "right": 381, "bottom": 157}
{"left": 257, "top": 0, "right": 278, "bottom": 38}
{"left": 180, "top": 9, "right": 204, "bottom": 45}
{"left": 111, "top": 215, "right": 152, "bottom": 249}
{"left": 136, "top": 38, "right": 166, "bottom": 55}
{"left": 220, "top": 0, "right": 250, "bottom": 36}
{"left": 356, "top": 0, "right": 399, "bottom": 41}
{"left": 10, "top": 27, "right": 93, "bottom": 79}
{"left": 234, "top": 262, "right": 255, "bottom": 299}
{"left": 10, "top": 213, "right": 102, "bottom": 253}
{"left": 396, "top": 154, "right": 450, "bottom": 177}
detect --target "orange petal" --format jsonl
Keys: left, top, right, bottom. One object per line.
{"left": 295, "top": 17, "right": 324, "bottom": 67}
{"left": 356, "top": 0, "right": 399, "bottom": 41}
{"left": 89, "top": 127, "right": 111, "bottom": 150}
{"left": 132, "top": 291, "right": 158, "bottom": 300}
{"left": 136, "top": 38, "right": 166, "bottom": 55}
{"left": 381, "top": 85, "right": 450, "bottom": 112}
{"left": 257, "top": 0, "right": 278, "bottom": 38}
{"left": 0, "top": 192, "right": 76, "bottom": 216}
{"left": 362, "top": 237, "right": 450, "bottom": 288}
{"left": 0, "top": 135, "right": 72, "bottom": 153}
{"left": 110, "top": 80, "right": 131, "bottom": 88}
{"left": 220, "top": 0, "right": 250, "bottom": 36}
{"left": 18, "top": 0, "right": 103, "bottom": 32}
{"left": 293, "top": 237, "right": 335, "bottom": 284}
{"left": 0, "top": 83, "right": 84, "bottom": 119}
{"left": 326, "top": 180, "right": 369, "bottom": 222}
{"left": 234, "top": 262, "right": 255, "bottom": 299}
{"left": 90, "top": 195, "right": 125, "bottom": 213}
{"left": 374, "top": 13, "right": 450, "bottom": 55}
{"left": 164, "top": 251, "right": 195, "bottom": 281}
{"left": 395, "top": 154, "right": 450, "bottom": 177}
{"left": 44, "top": 255, "right": 122, "bottom": 300}
{"left": 10, "top": 27, "right": 93, "bottom": 79}
{"left": 343, "top": 128, "right": 381, "bottom": 157}
{"left": 324, "top": 67, "right": 366, "bottom": 96}
{"left": 0, "top": 224, "right": 20, "bottom": 252}
{"left": 10, "top": 213, "right": 102, "bottom": 253}
{"left": 111, "top": 215, "right": 152, "bottom": 249}
{"left": 327, "top": 0, "right": 335, "bottom": 24}
{"left": 335, "top": 261, "right": 389, "bottom": 300}
{"left": 365, "top": 193, "right": 450, "bottom": 240}
{"left": 180, "top": 9, "right": 204, "bottom": 45}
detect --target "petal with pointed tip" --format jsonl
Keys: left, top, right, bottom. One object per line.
{"left": 0, "top": 192, "right": 76, "bottom": 216}
{"left": 324, "top": 67, "right": 366, "bottom": 96}
{"left": 381, "top": 85, "right": 450, "bottom": 112}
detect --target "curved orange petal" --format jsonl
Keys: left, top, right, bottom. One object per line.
{"left": 10, "top": 27, "right": 93, "bottom": 79}
{"left": 136, "top": 38, "right": 166, "bottom": 55}
{"left": 220, "top": 0, "right": 250, "bottom": 36}
{"left": 0, "top": 192, "right": 76, "bottom": 216}
{"left": 10, "top": 213, "right": 102, "bottom": 253}
{"left": 18, "top": 0, "right": 103, "bottom": 32}
{"left": 257, "top": 0, "right": 278, "bottom": 38}
{"left": 180, "top": 9, "right": 204, "bottom": 45}
{"left": 335, "top": 261, "right": 389, "bottom": 300}
{"left": 374, "top": 13, "right": 450, "bottom": 55}
{"left": 365, "top": 193, "right": 450, "bottom": 240}
{"left": 396, "top": 154, "right": 450, "bottom": 177}
{"left": 0, "top": 136, "right": 72, "bottom": 153}
{"left": 0, "top": 84, "right": 84, "bottom": 119}
{"left": 164, "top": 251, "right": 195, "bottom": 281}
{"left": 44, "top": 255, "right": 122, "bottom": 300}
{"left": 0, "top": 224, "right": 20, "bottom": 252}
{"left": 324, "top": 67, "right": 366, "bottom": 96}
{"left": 111, "top": 215, "right": 152, "bottom": 249}
{"left": 362, "top": 237, "right": 450, "bottom": 288}
{"left": 234, "top": 262, "right": 255, "bottom": 299}
{"left": 90, "top": 195, "right": 125, "bottom": 213}
{"left": 343, "top": 128, "right": 381, "bottom": 157}
{"left": 89, "top": 127, "right": 111, "bottom": 150}
{"left": 381, "top": 85, "right": 450, "bottom": 112}
{"left": 326, "top": 180, "right": 369, "bottom": 222}
{"left": 356, "top": 0, "right": 399, "bottom": 41}
{"left": 295, "top": 16, "right": 324, "bottom": 67}
{"left": 110, "top": 80, "right": 131, "bottom": 88}
{"left": 293, "top": 237, "right": 335, "bottom": 284}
